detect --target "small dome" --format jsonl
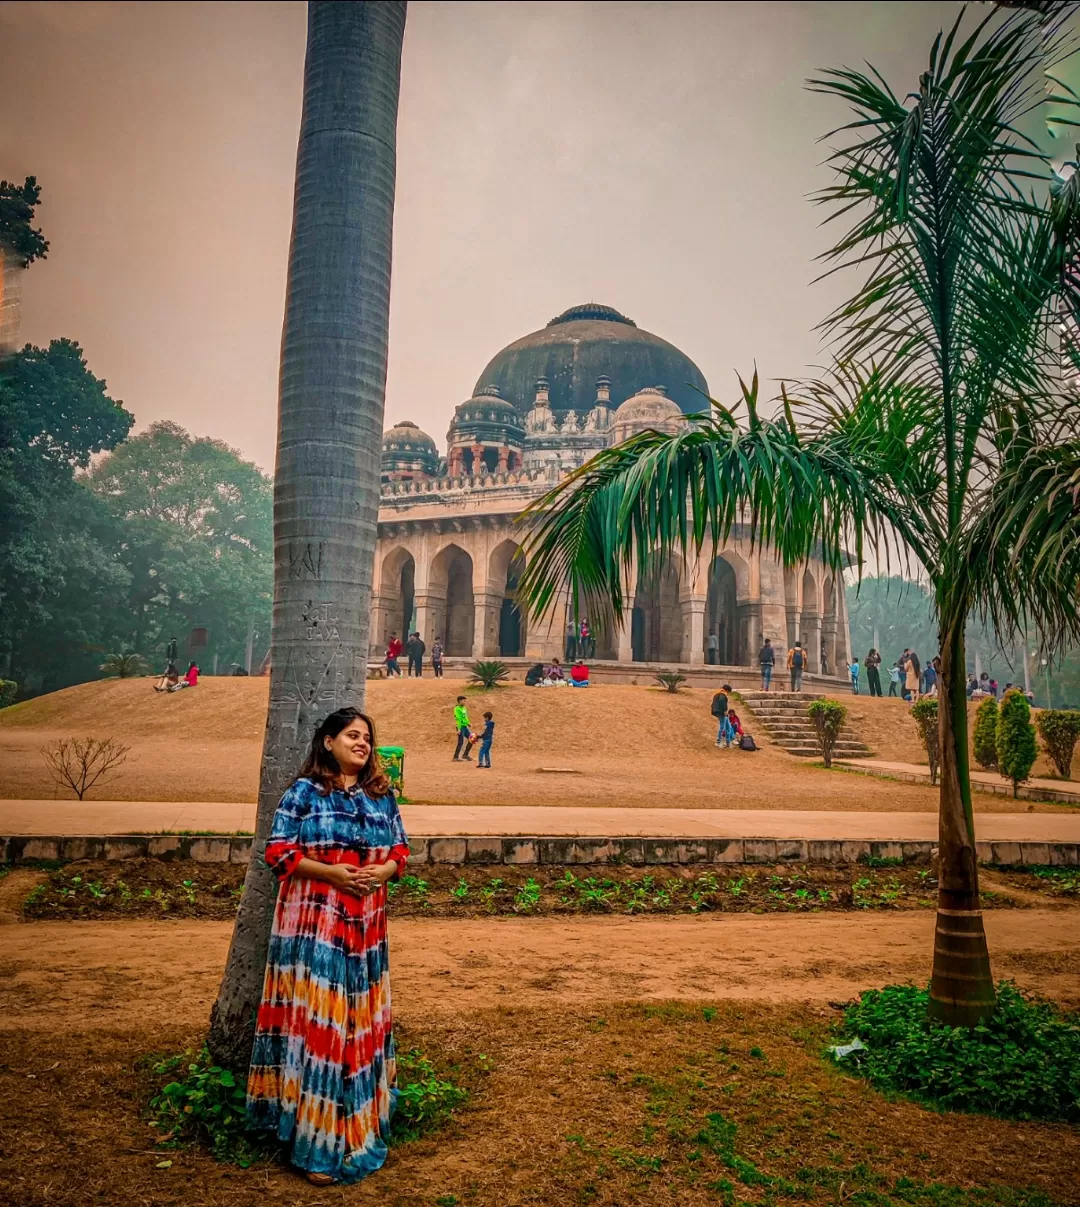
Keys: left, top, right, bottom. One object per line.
{"left": 610, "top": 386, "right": 686, "bottom": 445}
{"left": 381, "top": 420, "right": 439, "bottom": 482}
{"left": 449, "top": 386, "right": 526, "bottom": 447}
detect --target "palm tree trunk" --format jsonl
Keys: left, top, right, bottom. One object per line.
{"left": 207, "top": 0, "right": 406, "bottom": 1069}
{"left": 928, "top": 611, "right": 996, "bottom": 1025}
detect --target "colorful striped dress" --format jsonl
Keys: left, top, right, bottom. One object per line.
{"left": 246, "top": 777, "right": 410, "bottom": 1183}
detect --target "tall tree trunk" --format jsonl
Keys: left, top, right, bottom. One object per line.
{"left": 928, "top": 610, "right": 996, "bottom": 1025}
{"left": 207, "top": 0, "right": 406, "bottom": 1069}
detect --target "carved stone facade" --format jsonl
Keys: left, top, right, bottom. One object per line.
{"left": 373, "top": 304, "right": 852, "bottom": 673}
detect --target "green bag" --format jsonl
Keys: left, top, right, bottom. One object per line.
{"left": 377, "top": 745, "right": 405, "bottom": 795}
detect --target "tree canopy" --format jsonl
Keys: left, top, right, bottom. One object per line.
{"left": 0, "top": 177, "right": 49, "bottom": 267}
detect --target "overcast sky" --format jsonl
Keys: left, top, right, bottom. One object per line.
{"left": 1, "top": 0, "right": 963, "bottom": 472}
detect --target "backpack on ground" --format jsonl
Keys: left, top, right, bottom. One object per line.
{"left": 739, "top": 733, "right": 758, "bottom": 751}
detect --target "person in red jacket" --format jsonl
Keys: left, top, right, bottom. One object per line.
{"left": 570, "top": 660, "right": 590, "bottom": 687}
{"left": 385, "top": 634, "right": 403, "bottom": 677}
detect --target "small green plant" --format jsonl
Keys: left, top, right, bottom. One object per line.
{"left": 99, "top": 651, "right": 149, "bottom": 678}
{"left": 0, "top": 679, "right": 17, "bottom": 709}
{"left": 1035, "top": 709, "right": 1080, "bottom": 779}
{"left": 973, "top": 695, "right": 1000, "bottom": 771}
{"left": 910, "top": 697, "right": 940, "bottom": 785}
{"left": 393, "top": 1048, "right": 468, "bottom": 1141}
{"left": 513, "top": 877, "right": 542, "bottom": 913}
{"left": 149, "top": 1047, "right": 265, "bottom": 1165}
{"left": 451, "top": 877, "right": 470, "bottom": 901}
{"left": 835, "top": 982, "right": 1080, "bottom": 1122}
{"left": 996, "top": 689, "right": 1038, "bottom": 797}
{"left": 807, "top": 699, "right": 847, "bottom": 768}
{"left": 468, "top": 659, "right": 510, "bottom": 689}
{"left": 654, "top": 670, "right": 688, "bottom": 693}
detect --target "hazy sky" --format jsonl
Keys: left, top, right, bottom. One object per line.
{"left": 1, "top": 0, "right": 962, "bottom": 472}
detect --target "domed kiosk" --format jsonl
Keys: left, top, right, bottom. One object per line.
{"left": 371, "top": 303, "right": 852, "bottom": 677}
{"left": 474, "top": 303, "right": 710, "bottom": 420}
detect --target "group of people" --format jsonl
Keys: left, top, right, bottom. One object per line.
{"left": 524, "top": 656, "right": 590, "bottom": 687}
{"left": 966, "top": 672, "right": 1035, "bottom": 704}
{"left": 756, "top": 638, "right": 814, "bottom": 693}
{"left": 153, "top": 637, "right": 199, "bottom": 693}
{"left": 384, "top": 632, "right": 443, "bottom": 678}
{"left": 564, "top": 617, "right": 595, "bottom": 660}
{"left": 451, "top": 696, "right": 496, "bottom": 766}
{"left": 710, "top": 683, "right": 755, "bottom": 749}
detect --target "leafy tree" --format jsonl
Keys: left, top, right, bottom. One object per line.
{"left": 846, "top": 577, "right": 937, "bottom": 664}
{"left": 1035, "top": 709, "right": 1080, "bottom": 779}
{"left": 0, "top": 177, "right": 48, "bottom": 267}
{"left": 209, "top": 1, "right": 407, "bottom": 1068}
{"left": 808, "top": 699, "right": 847, "bottom": 768}
{"left": 973, "top": 697, "right": 1001, "bottom": 771}
{"left": 522, "top": 10, "right": 1080, "bottom": 1024}
{"left": 87, "top": 421, "right": 272, "bottom": 671}
{"left": 996, "top": 689, "right": 1038, "bottom": 796}
{"left": 0, "top": 339, "right": 133, "bottom": 686}
{"left": 0, "top": 680, "right": 16, "bottom": 709}
{"left": 911, "top": 698, "right": 941, "bottom": 785}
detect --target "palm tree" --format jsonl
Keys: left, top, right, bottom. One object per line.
{"left": 521, "top": 9, "right": 1080, "bottom": 1026}
{"left": 208, "top": 0, "right": 407, "bottom": 1068}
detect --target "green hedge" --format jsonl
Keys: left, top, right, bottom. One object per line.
{"left": 972, "top": 696, "right": 999, "bottom": 771}
{"left": 1035, "top": 709, "right": 1080, "bottom": 779}
{"left": 996, "top": 689, "right": 1037, "bottom": 796}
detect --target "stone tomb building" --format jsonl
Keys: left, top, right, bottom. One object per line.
{"left": 372, "top": 304, "right": 851, "bottom": 678}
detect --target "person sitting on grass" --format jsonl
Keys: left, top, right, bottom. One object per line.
{"left": 570, "top": 659, "right": 590, "bottom": 687}
{"left": 154, "top": 661, "right": 180, "bottom": 692}
{"left": 476, "top": 711, "right": 495, "bottom": 768}
{"left": 168, "top": 660, "right": 200, "bottom": 691}
{"left": 543, "top": 657, "right": 566, "bottom": 684}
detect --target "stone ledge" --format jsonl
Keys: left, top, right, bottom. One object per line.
{"left": 1, "top": 834, "right": 1076, "bottom": 868}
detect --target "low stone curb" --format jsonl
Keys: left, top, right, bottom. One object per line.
{"left": 834, "top": 761, "right": 1080, "bottom": 805}
{"left": 2, "top": 834, "right": 1078, "bottom": 869}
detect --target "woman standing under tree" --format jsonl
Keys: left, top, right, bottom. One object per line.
{"left": 246, "top": 708, "right": 410, "bottom": 1185}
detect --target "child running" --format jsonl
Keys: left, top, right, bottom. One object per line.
{"left": 452, "top": 695, "right": 473, "bottom": 761}
{"left": 477, "top": 711, "right": 495, "bottom": 768}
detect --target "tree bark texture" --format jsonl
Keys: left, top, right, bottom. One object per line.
{"left": 208, "top": 0, "right": 406, "bottom": 1068}
{"left": 928, "top": 615, "right": 996, "bottom": 1025}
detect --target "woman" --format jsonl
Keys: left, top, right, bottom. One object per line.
{"left": 246, "top": 708, "right": 410, "bottom": 1185}
{"left": 864, "top": 648, "right": 882, "bottom": 697}
{"left": 906, "top": 650, "right": 922, "bottom": 704}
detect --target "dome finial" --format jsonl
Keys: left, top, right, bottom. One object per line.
{"left": 546, "top": 303, "right": 636, "bottom": 328}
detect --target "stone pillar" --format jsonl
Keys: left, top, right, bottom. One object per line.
{"left": 414, "top": 587, "right": 446, "bottom": 648}
{"left": 0, "top": 249, "right": 24, "bottom": 358}
{"left": 616, "top": 606, "right": 635, "bottom": 662}
{"left": 680, "top": 595, "right": 706, "bottom": 666}
{"left": 369, "top": 594, "right": 389, "bottom": 658}
{"left": 802, "top": 611, "right": 823, "bottom": 678}
{"left": 471, "top": 443, "right": 484, "bottom": 476}
{"left": 472, "top": 590, "right": 502, "bottom": 659}
{"left": 738, "top": 600, "right": 758, "bottom": 666}
{"left": 525, "top": 598, "right": 566, "bottom": 661}
{"left": 497, "top": 444, "right": 509, "bottom": 472}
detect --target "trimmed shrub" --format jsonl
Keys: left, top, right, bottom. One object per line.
{"left": 100, "top": 652, "right": 149, "bottom": 678}
{"left": 808, "top": 699, "right": 847, "bottom": 768}
{"left": 910, "top": 697, "right": 939, "bottom": 785}
{"left": 972, "top": 695, "right": 999, "bottom": 771}
{"left": 1035, "top": 709, "right": 1080, "bottom": 779}
{"left": 0, "top": 679, "right": 17, "bottom": 709}
{"left": 468, "top": 660, "right": 509, "bottom": 689}
{"left": 834, "top": 982, "right": 1080, "bottom": 1122}
{"left": 654, "top": 671, "right": 687, "bottom": 693}
{"left": 996, "top": 688, "right": 1037, "bottom": 797}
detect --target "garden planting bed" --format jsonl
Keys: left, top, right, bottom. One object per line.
{"left": 10, "top": 859, "right": 1079, "bottom": 922}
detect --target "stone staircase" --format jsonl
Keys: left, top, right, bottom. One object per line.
{"left": 737, "top": 691, "right": 873, "bottom": 759}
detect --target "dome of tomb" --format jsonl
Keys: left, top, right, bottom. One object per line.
{"left": 609, "top": 386, "right": 686, "bottom": 445}
{"left": 380, "top": 420, "right": 439, "bottom": 482}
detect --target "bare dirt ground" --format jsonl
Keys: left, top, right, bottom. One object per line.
{"left": 0, "top": 907, "right": 1078, "bottom": 1206}
{"left": 0, "top": 677, "right": 1066, "bottom": 811}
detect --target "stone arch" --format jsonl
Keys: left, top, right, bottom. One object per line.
{"left": 430, "top": 542, "right": 475, "bottom": 657}
{"left": 632, "top": 557, "right": 681, "bottom": 663}
{"left": 801, "top": 566, "right": 819, "bottom": 616}
{"left": 380, "top": 545, "right": 416, "bottom": 648}
{"left": 489, "top": 538, "right": 527, "bottom": 657}
{"left": 705, "top": 549, "right": 750, "bottom": 664}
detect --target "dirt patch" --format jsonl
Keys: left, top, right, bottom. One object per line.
{"left": 2, "top": 677, "right": 1060, "bottom": 813}
{"left": 2, "top": 1001, "right": 1078, "bottom": 1207}
{"left": 18, "top": 860, "right": 1075, "bottom": 923}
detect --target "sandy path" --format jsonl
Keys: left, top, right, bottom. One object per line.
{"left": 2, "top": 910, "right": 1076, "bottom": 1033}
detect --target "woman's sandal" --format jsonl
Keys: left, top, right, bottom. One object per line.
{"left": 306, "top": 1172, "right": 336, "bottom": 1186}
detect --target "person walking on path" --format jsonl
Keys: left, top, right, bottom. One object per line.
{"left": 758, "top": 638, "right": 775, "bottom": 690}
{"left": 476, "top": 711, "right": 495, "bottom": 768}
{"left": 406, "top": 632, "right": 425, "bottom": 677}
{"left": 385, "top": 634, "right": 402, "bottom": 677}
{"left": 431, "top": 637, "right": 444, "bottom": 678}
{"left": 787, "top": 642, "right": 805, "bottom": 692}
{"left": 865, "top": 648, "right": 882, "bottom": 697}
{"left": 905, "top": 650, "right": 922, "bottom": 704}
{"left": 847, "top": 656, "right": 861, "bottom": 694}
{"left": 246, "top": 707, "right": 409, "bottom": 1186}
{"left": 710, "top": 683, "right": 732, "bottom": 747}
{"left": 453, "top": 696, "right": 473, "bottom": 761}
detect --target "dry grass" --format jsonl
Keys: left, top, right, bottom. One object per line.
{"left": 0, "top": 677, "right": 1060, "bottom": 813}
{"left": 2, "top": 1003, "right": 1076, "bottom": 1206}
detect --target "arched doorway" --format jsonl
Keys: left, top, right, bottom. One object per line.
{"left": 431, "top": 544, "right": 474, "bottom": 657}
{"left": 500, "top": 550, "right": 527, "bottom": 656}
{"left": 705, "top": 557, "right": 737, "bottom": 664}
{"left": 380, "top": 547, "right": 416, "bottom": 650}
{"left": 631, "top": 560, "right": 681, "bottom": 662}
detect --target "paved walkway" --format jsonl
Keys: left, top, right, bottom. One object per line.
{"left": 837, "top": 759, "right": 1080, "bottom": 804}
{"left": 3, "top": 800, "right": 1080, "bottom": 842}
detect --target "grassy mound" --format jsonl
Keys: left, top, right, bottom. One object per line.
{"left": 834, "top": 983, "right": 1080, "bottom": 1122}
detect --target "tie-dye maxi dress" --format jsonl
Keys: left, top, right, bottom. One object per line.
{"left": 246, "top": 777, "right": 410, "bottom": 1183}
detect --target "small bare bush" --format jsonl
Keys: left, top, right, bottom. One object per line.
{"left": 41, "top": 737, "right": 131, "bottom": 800}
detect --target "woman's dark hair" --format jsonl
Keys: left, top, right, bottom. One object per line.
{"left": 297, "top": 707, "right": 391, "bottom": 797}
